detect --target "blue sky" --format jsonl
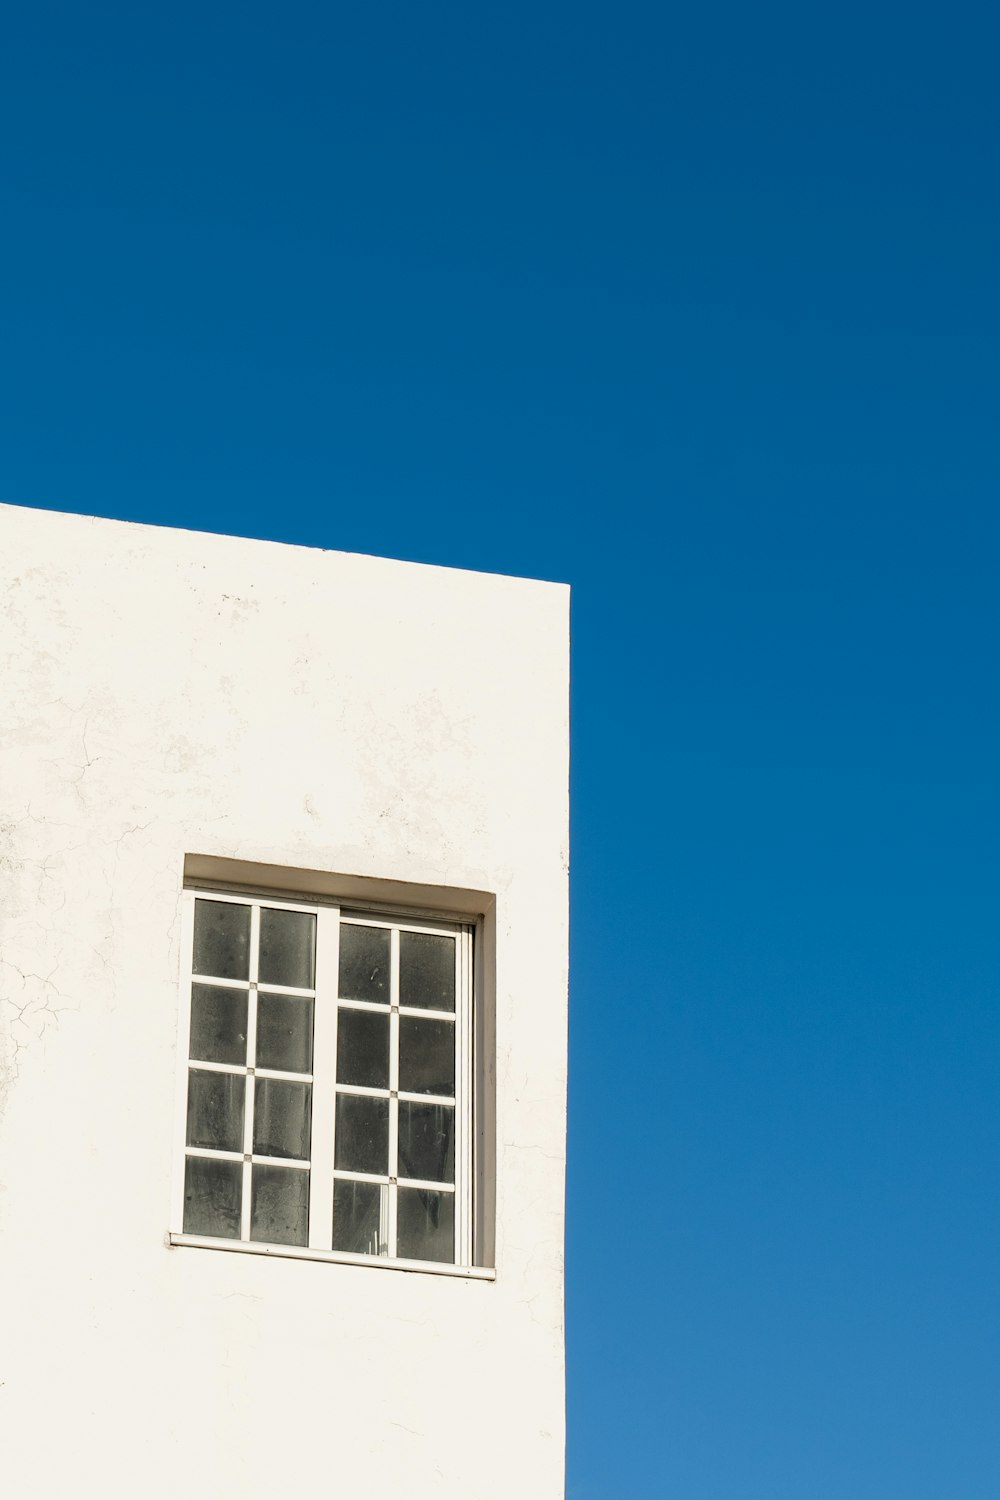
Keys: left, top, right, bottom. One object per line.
{"left": 3, "top": 3, "right": 999, "bottom": 1494}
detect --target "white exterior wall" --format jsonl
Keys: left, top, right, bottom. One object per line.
{"left": 0, "top": 503, "right": 569, "bottom": 1500}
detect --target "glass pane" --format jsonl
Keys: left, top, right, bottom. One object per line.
{"left": 256, "top": 993, "right": 314, "bottom": 1073}
{"left": 183, "top": 1156, "right": 243, "bottom": 1239}
{"left": 192, "top": 898, "right": 251, "bottom": 980}
{"left": 397, "top": 1101, "right": 455, "bottom": 1184}
{"left": 253, "top": 1078, "right": 312, "bottom": 1160}
{"left": 332, "top": 1179, "right": 387, "bottom": 1256}
{"left": 250, "top": 1163, "right": 309, "bottom": 1246}
{"left": 186, "top": 1069, "right": 244, "bottom": 1152}
{"left": 338, "top": 922, "right": 390, "bottom": 1003}
{"left": 258, "top": 907, "right": 316, "bottom": 989}
{"left": 397, "top": 1187, "right": 455, "bottom": 1263}
{"left": 189, "top": 983, "right": 248, "bottom": 1066}
{"left": 334, "top": 1093, "right": 389, "bottom": 1175}
{"left": 337, "top": 1008, "right": 389, "bottom": 1089}
{"left": 398, "top": 1016, "right": 455, "bottom": 1097}
{"left": 399, "top": 931, "right": 455, "bottom": 1012}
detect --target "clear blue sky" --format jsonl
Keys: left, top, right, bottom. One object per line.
{"left": 3, "top": 3, "right": 998, "bottom": 1495}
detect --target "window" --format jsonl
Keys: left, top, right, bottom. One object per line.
{"left": 171, "top": 887, "right": 478, "bottom": 1271}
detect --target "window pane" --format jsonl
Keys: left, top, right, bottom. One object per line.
{"left": 397, "top": 1101, "right": 454, "bottom": 1184}
{"left": 183, "top": 1156, "right": 243, "bottom": 1238}
{"left": 253, "top": 1078, "right": 312, "bottom": 1160}
{"left": 258, "top": 907, "right": 316, "bottom": 989}
{"left": 398, "top": 1016, "right": 455, "bottom": 1097}
{"left": 250, "top": 1163, "right": 309, "bottom": 1246}
{"left": 397, "top": 1187, "right": 455, "bottom": 1263}
{"left": 186, "top": 1069, "right": 244, "bottom": 1152}
{"left": 399, "top": 931, "right": 455, "bottom": 1012}
{"left": 189, "top": 983, "right": 248, "bottom": 1066}
{"left": 337, "top": 1008, "right": 389, "bottom": 1089}
{"left": 192, "top": 898, "right": 251, "bottom": 980}
{"left": 332, "top": 1179, "right": 387, "bottom": 1256}
{"left": 334, "top": 1093, "right": 389, "bottom": 1175}
{"left": 256, "top": 993, "right": 314, "bottom": 1074}
{"left": 338, "top": 922, "right": 390, "bottom": 1003}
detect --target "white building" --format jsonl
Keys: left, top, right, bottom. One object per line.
{"left": 0, "top": 503, "right": 569, "bottom": 1499}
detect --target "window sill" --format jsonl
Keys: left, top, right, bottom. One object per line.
{"left": 168, "top": 1232, "right": 496, "bottom": 1280}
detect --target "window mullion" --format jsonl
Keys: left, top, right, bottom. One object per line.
{"left": 308, "top": 905, "right": 339, "bottom": 1250}
{"left": 240, "top": 904, "right": 261, "bottom": 1241}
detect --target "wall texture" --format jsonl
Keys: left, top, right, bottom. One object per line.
{"left": 0, "top": 503, "right": 569, "bottom": 1499}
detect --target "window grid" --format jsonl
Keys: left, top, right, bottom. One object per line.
{"left": 330, "top": 918, "right": 461, "bottom": 1260}
{"left": 173, "top": 889, "right": 473, "bottom": 1268}
{"left": 180, "top": 893, "right": 320, "bottom": 1248}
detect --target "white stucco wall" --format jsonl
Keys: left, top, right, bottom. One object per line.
{"left": 0, "top": 503, "right": 569, "bottom": 1500}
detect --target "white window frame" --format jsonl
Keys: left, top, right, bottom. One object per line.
{"left": 169, "top": 884, "right": 491, "bottom": 1279}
